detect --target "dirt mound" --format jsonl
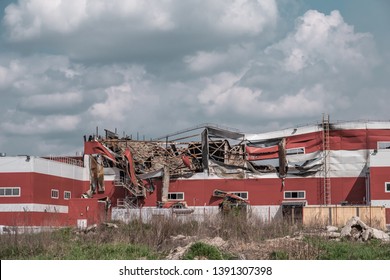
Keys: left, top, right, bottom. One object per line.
{"left": 165, "top": 234, "right": 316, "bottom": 260}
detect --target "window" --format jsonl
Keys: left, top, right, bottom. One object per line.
{"left": 284, "top": 191, "right": 305, "bottom": 199}
{"left": 232, "top": 192, "right": 248, "bottom": 200}
{"left": 378, "top": 142, "right": 390, "bottom": 150}
{"left": 64, "top": 191, "right": 71, "bottom": 200}
{"left": 51, "top": 189, "right": 59, "bottom": 199}
{"left": 286, "top": 147, "right": 305, "bottom": 155}
{"left": 386, "top": 183, "right": 390, "bottom": 193}
{"left": 0, "top": 187, "right": 20, "bottom": 197}
{"left": 167, "top": 192, "right": 184, "bottom": 200}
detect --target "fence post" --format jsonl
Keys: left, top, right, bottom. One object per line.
{"left": 370, "top": 205, "right": 372, "bottom": 227}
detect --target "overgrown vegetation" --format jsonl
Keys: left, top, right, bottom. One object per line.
{"left": 182, "top": 242, "right": 232, "bottom": 260}
{"left": 1, "top": 214, "right": 390, "bottom": 260}
{"left": 311, "top": 238, "right": 390, "bottom": 260}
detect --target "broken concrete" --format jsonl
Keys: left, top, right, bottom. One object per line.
{"left": 340, "top": 216, "right": 390, "bottom": 241}
{"left": 372, "top": 228, "right": 390, "bottom": 241}
{"left": 84, "top": 224, "right": 98, "bottom": 233}
{"left": 362, "top": 228, "right": 373, "bottom": 241}
{"left": 103, "top": 222, "right": 119, "bottom": 229}
{"left": 326, "top": 225, "right": 338, "bottom": 232}
{"left": 328, "top": 232, "right": 341, "bottom": 238}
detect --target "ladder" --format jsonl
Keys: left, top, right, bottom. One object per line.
{"left": 322, "top": 114, "right": 331, "bottom": 205}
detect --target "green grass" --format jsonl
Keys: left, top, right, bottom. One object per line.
{"left": 1, "top": 241, "right": 159, "bottom": 260}
{"left": 269, "top": 250, "right": 289, "bottom": 260}
{"left": 36, "top": 243, "right": 158, "bottom": 260}
{"left": 267, "top": 237, "right": 390, "bottom": 260}
{"left": 314, "top": 238, "right": 390, "bottom": 260}
{"left": 1, "top": 221, "right": 390, "bottom": 260}
{"left": 0, "top": 226, "right": 160, "bottom": 260}
{"left": 0, "top": 241, "right": 159, "bottom": 260}
{"left": 182, "top": 242, "right": 233, "bottom": 260}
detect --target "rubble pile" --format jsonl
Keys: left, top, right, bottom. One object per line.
{"left": 327, "top": 216, "right": 390, "bottom": 242}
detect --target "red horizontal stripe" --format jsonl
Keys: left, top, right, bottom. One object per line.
{"left": 246, "top": 129, "right": 390, "bottom": 160}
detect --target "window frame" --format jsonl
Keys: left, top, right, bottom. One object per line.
{"left": 231, "top": 191, "right": 249, "bottom": 200}
{"left": 0, "top": 187, "right": 21, "bottom": 197}
{"left": 51, "top": 189, "right": 59, "bottom": 199}
{"left": 385, "top": 182, "right": 390, "bottom": 193}
{"left": 167, "top": 192, "right": 184, "bottom": 201}
{"left": 284, "top": 191, "right": 306, "bottom": 199}
{"left": 64, "top": 191, "right": 71, "bottom": 200}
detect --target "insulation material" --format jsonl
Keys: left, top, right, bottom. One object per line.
{"left": 89, "top": 155, "right": 105, "bottom": 193}
{"left": 278, "top": 138, "right": 287, "bottom": 178}
{"left": 96, "top": 155, "right": 105, "bottom": 192}
{"left": 208, "top": 160, "right": 246, "bottom": 179}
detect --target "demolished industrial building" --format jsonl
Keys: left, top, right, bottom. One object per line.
{"left": 1, "top": 116, "right": 390, "bottom": 231}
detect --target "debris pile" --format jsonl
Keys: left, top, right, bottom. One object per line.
{"left": 330, "top": 216, "right": 390, "bottom": 242}
{"left": 166, "top": 235, "right": 228, "bottom": 260}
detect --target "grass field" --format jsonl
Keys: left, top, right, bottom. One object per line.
{"left": 1, "top": 216, "right": 390, "bottom": 260}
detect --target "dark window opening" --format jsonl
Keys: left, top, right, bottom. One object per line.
{"left": 284, "top": 191, "right": 305, "bottom": 199}
{"left": 168, "top": 192, "right": 184, "bottom": 200}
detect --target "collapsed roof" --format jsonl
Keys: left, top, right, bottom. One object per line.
{"left": 84, "top": 123, "right": 328, "bottom": 197}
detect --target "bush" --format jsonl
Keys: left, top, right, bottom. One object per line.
{"left": 182, "top": 242, "right": 227, "bottom": 260}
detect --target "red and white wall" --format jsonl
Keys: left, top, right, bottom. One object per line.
{"left": 369, "top": 149, "right": 390, "bottom": 224}
{"left": 0, "top": 155, "right": 115, "bottom": 229}
{"left": 3, "top": 121, "right": 390, "bottom": 228}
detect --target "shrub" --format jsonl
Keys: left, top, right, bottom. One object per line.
{"left": 182, "top": 242, "right": 226, "bottom": 260}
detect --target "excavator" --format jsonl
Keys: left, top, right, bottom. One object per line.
{"left": 213, "top": 189, "right": 249, "bottom": 214}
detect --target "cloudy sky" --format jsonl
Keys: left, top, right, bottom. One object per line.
{"left": 0, "top": 0, "right": 389, "bottom": 156}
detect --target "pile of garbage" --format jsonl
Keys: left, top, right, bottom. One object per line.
{"left": 326, "top": 216, "right": 390, "bottom": 242}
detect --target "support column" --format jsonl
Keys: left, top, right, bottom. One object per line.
{"left": 162, "top": 165, "right": 170, "bottom": 203}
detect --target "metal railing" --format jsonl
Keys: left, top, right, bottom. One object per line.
{"left": 47, "top": 156, "right": 83, "bottom": 167}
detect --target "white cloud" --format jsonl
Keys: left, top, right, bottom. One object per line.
{"left": 89, "top": 83, "right": 136, "bottom": 121}
{"left": 0, "top": 3, "right": 388, "bottom": 157}
{"left": 184, "top": 51, "right": 227, "bottom": 72}
{"left": 0, "top": 59, "right": 26, "bottom": 89}
{"left": 1, "top": 115, "right": 80, "bottom": 135}
{"left": 216, "top": 0, "right": 277, "bottom": 35}
{"left": 3, "top": 0, "right": 88, "bottom": 40}
{"left": 198, "top": 71, "right": 264, "bottom": 117}
{"left": 3, "top": 0, "right": 174, "bottom": 41}
{"left": 258, "top": 84, "right": 333, "bottom": 118}
{"left": 269, "top": 10, "right": 376, "bottom": 73}
{"left": 184, "top": 44, "right": 254, "bottom": 72}
{"left": 191, "top": 9, "right": 377, "bottom": 121}
{"left": 197, "top": 71, "right": 332, "bottom": 119}
{"left": 3, "top": 0, "right": 277, "bottom": 42}
{"left": 0, "top": 55, "right": 83, "bottom": 98}
{"left": 19, "top": 91, "right": 83, "bottom": 111}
